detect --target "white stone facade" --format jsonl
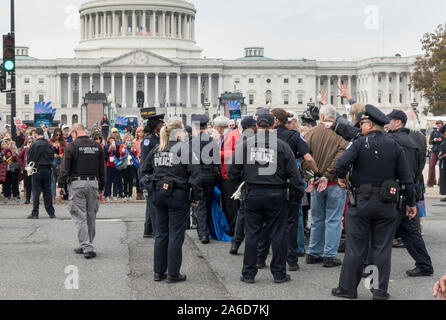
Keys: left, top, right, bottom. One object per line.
{"left": 0, "top": 0, "right": 427, "bottom": 126}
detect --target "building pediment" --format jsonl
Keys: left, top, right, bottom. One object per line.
{"left": 101, "top": 50, "right": 179, "bottom": 68}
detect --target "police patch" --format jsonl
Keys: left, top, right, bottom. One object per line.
{"left": 144, "top": 139, "right": 150, "bottom": 147}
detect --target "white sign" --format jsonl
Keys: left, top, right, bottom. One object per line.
{"left": 13, "top": 117, "right": 22, "bottom": 126}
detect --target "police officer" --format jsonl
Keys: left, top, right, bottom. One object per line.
{"left": 332, "top": 105, "right": 417, "bottom": 300}
{"left": 191, "top": 115, "right": 220, "bottom": 244}
{"left": 140, "top": 119, "right": 202, "bottom": 283}
{"left": 228, "top": 113, "right": 304, "bottom": 284}
{"left": 57, "top": 124, "right": 106, "bottom": 259}
{"left": 386, "top": 109, "right": 434, "bottom": 277}
{"left": 26, "top": 127, "right": 56, "bottom": 219}
{"left": 256, "top": 108, "right": 318, "bottom": 271}
{"left": 139, "top": 114, "right": 165, "bottom": 238}
{"left": 230, "top": 116, "right": 258, "bottom": 254}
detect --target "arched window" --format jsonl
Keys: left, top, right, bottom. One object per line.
{"left": 61, "top": 114, "right": 68, "bottom": 125}
{"left": 72, "top": 114, "right": 79, "bottom": 124}
{"left": 266, "top": 90, "right": 272, "bottom": 105}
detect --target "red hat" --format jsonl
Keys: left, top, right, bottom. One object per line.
{"left": 20, "top": 124, "right": 28, "bottom": 129}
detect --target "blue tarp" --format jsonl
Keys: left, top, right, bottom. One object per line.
{"left": 210, "top": 187, "right": 232, "bottom": 242}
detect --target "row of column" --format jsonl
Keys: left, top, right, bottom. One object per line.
{"left": 316, "top": 75, "right": 352, "bottom": 107}
{"left": 58, "top": 72, "right": 221, "bottom": 109}
{"left": 317, "top": 73, "right": 414, "bottom": 107}
{"left": 80, "top": 10, "right": 195, "bottom": 41}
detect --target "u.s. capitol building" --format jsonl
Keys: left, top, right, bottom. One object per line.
{"left": 0, "top": 0, "right": 427, "bottom": 126}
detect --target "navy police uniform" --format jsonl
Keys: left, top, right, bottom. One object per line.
{"left": 333, "top": 105, "right": 416, "bottom": 299}
{"left": 191, "top": 115, "right": 220, "bottom": 243}
{"left": 257, "top": 124, "right": 311, "bottom": 269}
{"left": 139, "top": 114, "right": 164, "bottom": 237}
{"left": 230, "top": 116, "right": 257, "bottom": 253}
{"left": 386, "top": 110, "right": 433, "bottom": 276}
{"left": 228, "top": 113, "right": 304, "bottom": 283}
{"left": 140, "top": 139, "right": 202, "bottom": 282}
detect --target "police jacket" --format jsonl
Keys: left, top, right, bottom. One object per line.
{"left": 140, "top": 131, "right": 160, "bottom": 164}
{"left": 190, "top": 131, "right": 220, "bottom": 173}
{"left": 409, "top": 130, "right": 427, "bottom": 170}
{"left": 387, "top": 128, "right": 423, "bottom": 183}
{"left": 228, "top": 130, "right": 304, "bottom": 196}
{"left": 336, "top": 130, "right": 416, "bottom": 206}
{"left": 275, "top": 125, "right": 310, "bottom": 159}
{"left": 57, "top": 136, "right": 106, "bottom": 191}
{"left": 27, "top": 137, "right": 54, "bottom": 167}
{"left": 140, "top": 140, "right": 201, "bottom": 191}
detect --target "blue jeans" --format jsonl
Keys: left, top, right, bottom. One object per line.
{"left": 105, "top": 166, "right": 119, "bottom": 198}
{"left": 307, "top": 184, "right": 346, "bottom": 258}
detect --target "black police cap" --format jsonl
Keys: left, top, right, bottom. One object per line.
{"left": 257, "top": 113, "right": 275, "bottom": 127}
{"left": 241, "top": 116, "right": 257, "bottom": 129}
{"left": 387, "top": 109, "right": 408, "bottom": 124}
{"left": 355, "top": 105, "right": 389, "bottom": 127}
{"left": 146, "top": 114, "right": 165, "bottom": 121}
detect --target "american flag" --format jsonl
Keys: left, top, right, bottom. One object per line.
{"left": 138, "top": 26, "right": 148, "bottom": 36}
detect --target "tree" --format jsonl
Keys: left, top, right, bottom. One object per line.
{"left": 411, "top": 22, "right": 446, "bottom": 116}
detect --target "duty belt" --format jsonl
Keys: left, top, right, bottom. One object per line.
{"left": 71, "top": 177, "right": 98, "bottom": 181}
{"left": 246, "top": 183, "right": 285, "bottom": 190}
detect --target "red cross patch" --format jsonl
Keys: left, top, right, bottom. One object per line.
{"left": 163, "top": 184, "right": 169, "bottom": 190}
{"left": 390, "top": 188, "right": 397, "bottom": 195}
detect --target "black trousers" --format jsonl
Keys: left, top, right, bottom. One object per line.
{"left": 24, "top": 171, "right": 32, "bottom": 200}
{"left": 338, "top": 195, "right": 398, "bottom": 297}
{"left": 257, "top": 199, "right": 300, "bottom": 267}
{"left": 153, "top": 188, "right": 189, "bottom": 277}
{"left": 195, "top": 173, "right": 217, "bottom": 239}
{"left": 232, "top": 200, "right": 246, "bottom": 245}
{"left": 222, "top": 179, "right": 240, "bottom": 235}
{"left": 243, "top": 188, "right": 287, "bottom": 281}
{"left": 4, "top": 171, "right": 19, "bottom": 198}
{"left": 397, "top": 208, "right": 434, "bottom": 273}
{"left": 144, "top": 190, "right": 157, "bottom": 235}
{"left": 31, "top": 167, "right": 55, "bottom": 217}
{"left": 122, "top": 165, "right": 137, "bottom": 197}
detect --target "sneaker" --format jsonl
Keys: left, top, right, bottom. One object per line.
{"left": 113, "top": 197, "right": 118, "bottom": 201}
{"left": 323, "top": 257, "right": 342, "bottom": 267}
{"left": 14, "top": 197, "right": 20, "bottom": 203}
{"left": 24, "top": 199, "right": 31, "bottom": 205}
{"left": 105, "top": 197, "right": 111, "bottom": 202}
{"left": 27, "top": 214, "right": 38, "bottom": 219}
{"left": 3, "top": 198, "right": 8, "bottom": 204}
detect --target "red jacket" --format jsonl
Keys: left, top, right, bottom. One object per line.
{"left": 220, "top": 128, "right": 241, "bottom": 180}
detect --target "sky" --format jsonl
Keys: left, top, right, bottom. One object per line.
{"left": 0, "top": 0, "right": 445, "bottom": 61}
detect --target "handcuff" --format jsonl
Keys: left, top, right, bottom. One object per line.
{"left": 25, "top": 161, "right": 37, "bottom": 176}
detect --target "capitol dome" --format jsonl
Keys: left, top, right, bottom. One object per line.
{"left": 74, "top": 0, "right": 202, "bottom": 59}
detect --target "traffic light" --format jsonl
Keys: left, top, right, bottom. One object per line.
{"left": 3, "top": 33, "right": 15, "bottom": 73}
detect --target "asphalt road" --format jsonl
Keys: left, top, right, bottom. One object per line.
{"left": 0, "top": 197, "right": 444, "bottom": 300}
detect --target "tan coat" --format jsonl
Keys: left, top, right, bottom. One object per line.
{"left": 303, "top": 123, "right": 349, "bottom": 182}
